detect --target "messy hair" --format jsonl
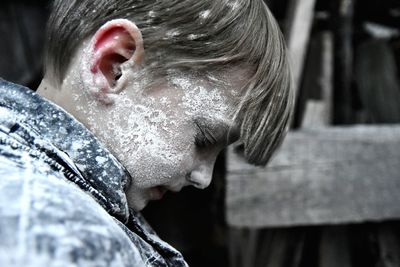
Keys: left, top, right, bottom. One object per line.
{"left": 45, "top": 0, "right": 294, "bottom": 166}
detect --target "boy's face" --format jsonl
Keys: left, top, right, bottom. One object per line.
{"left": 83, "top": 70, "right": 243, "bottom": 210}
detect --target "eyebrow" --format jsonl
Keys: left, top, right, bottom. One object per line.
{"left": 194, "top": 117, "right": 240, "bottom": 146}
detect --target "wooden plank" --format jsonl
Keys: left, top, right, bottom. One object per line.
{"left": 376, "top": 223, "right": 400, "bottom": 267}
{"left": 254, "top": 228, "right": 306, "bottom": 267}
{"left": 286, "top": 0, "right": 317, "bottom": 95}
{"left": 319, "top": 226, "right": 352, "bottom": 267}
{"left": 263, "top": 230, "right": 290, "bottom": 267}
{"left": 320, "top": 31, "right": 333, "bottom": 124}
{"left": 254, "top": 230, "right": 274, "bottom": 267}
{"left": 302, "top": 101, "right": 329, "bottom": 128}
{"left": 228, "top": 228, "right": 260, "bottom": 267}
{"left": 290, "top": 231, "right": 306, "bottom": 267}
{"left": 242, "top": 229, "right": 258, "bottom": 267}
{"left": 226, "top": 126, "right": 400, "bottom": 227}
{"left": 228, "top": 227, "right": 307, "bottom": 267}
{"left": 355, "top": 40, "right": 400, "bottom": 123}
{"left": 300, "top": 31, "right": 333, "bottom": 129}
{"left": 228, "top": 228, "right": 242, "bottom": 267}
{"left": 332, "top": 0, "right": 355, "bottom": 124}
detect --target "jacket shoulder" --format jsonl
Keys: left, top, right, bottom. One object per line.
{"left": 0, "top": 154, "right": 147, "bottom": 267}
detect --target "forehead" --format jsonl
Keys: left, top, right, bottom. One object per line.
{"left": 124, "top": 66, "right": 250, "bottom": 132}
{"left": 165, "top": 68, "right": 247, "bottom": 118}
{"left": 167, "top": 66, "right": 249, "bottom": 98}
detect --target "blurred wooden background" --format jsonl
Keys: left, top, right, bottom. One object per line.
{"left": 225, "top": 1, "right": 400, "bottom": 267}
{"left": 1, "top": 0, "right": 400, "bottom": 266}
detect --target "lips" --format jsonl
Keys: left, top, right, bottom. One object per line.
{"left": 150, "top": 186, "right": 168, "bottom": 200}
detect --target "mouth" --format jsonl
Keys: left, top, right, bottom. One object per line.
{"left": 150, "top": 186, "right": 168, "bottom": 200}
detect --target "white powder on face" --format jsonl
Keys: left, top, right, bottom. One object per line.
{"left": 117, "top": 72, "right": 234, "bottom": 209}
{"left": 93, "top": 100, "right": 184, "bottom": 179}
{"left": 168, "top": 72, "right": 231, "bottom": 122}
{"left": 53, "top": 28, "right": 244, "bottom": 211}
{"left": 67, "top": 49, "right": 236, "bottom": 210}
{"left": 112, "top": 100, "right": 183, "bottom": 169}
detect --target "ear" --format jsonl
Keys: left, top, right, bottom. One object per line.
{"left": 87, "top": 19, "right": 144, "bottom": 104}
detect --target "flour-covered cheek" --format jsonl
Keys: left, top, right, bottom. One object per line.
{"left": 121, "top": 124, "right": 194, "bottom": 188}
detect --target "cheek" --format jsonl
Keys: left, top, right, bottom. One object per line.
{"left": 131, "top": 143, "right": 195, "bottom": 188}
{"left": 127, "top": 123, "right": 196, "bottom": 188}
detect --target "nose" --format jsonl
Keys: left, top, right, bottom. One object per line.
{"left": 188, "top": 163, "right": 214, "bottom": 189}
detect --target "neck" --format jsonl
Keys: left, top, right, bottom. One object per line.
{"left": 36, "top": 77, "right": 85, "bottom": 126}
{"left": 37, "top": 78, "right": 57, "bottom": 100}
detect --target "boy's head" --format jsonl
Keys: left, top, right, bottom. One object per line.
{"left": 39, "top": 0, "right": 293, "bottom": 210}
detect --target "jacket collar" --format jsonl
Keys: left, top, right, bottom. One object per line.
{"left": 0, "top": 79, "right": 131, "bottom": 222}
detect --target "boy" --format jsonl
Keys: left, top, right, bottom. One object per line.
{"left": 0, "top": 0, "right": 293, "bottom": 266}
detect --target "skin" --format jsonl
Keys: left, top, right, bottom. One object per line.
{"left": 37, "top": 19, "right": 245, "bottom": 211}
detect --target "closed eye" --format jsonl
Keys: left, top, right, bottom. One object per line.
{"left": 194, "top": 120, "right": 218, "bottom": 147}
{"left": 193, "top": 118, "right": 236, "bottom": 148}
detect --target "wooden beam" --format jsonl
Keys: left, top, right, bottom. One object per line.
{"left": 226, "top": 126, "right": 400, "bottom": 227}
{"left": 332, "top": 0, "right": 355, "bottom": 124}
{"left": 301, "top": 32, "right": 334, "bottom": 128}
{"left": 319, "top": 227, "right": 352, "bottom": 267}
{"left": 286, "top": 0, "right": 317, "bottom": 95}
{"left": 377, "top": 224, "right": 400, "bottom": 267}
{"left": 355, "top": 40, "right": 400, "bottom": 123}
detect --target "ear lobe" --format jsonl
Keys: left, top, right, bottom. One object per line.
{"left": 88, "top": 19, "right": 144, "bottom": 102}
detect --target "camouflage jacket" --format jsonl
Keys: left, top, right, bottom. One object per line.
{"left": 0, "top": 79, "right": 188, "bottom": 267}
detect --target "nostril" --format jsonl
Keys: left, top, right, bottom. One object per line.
{"left": 191, "top": 181, "right": 204, "bottom": 189}
{"left": 186, "top": 173, "right": 203, "bottom": 188}
{"left": 187, "top": 169, "right": 212, "bottom": 189}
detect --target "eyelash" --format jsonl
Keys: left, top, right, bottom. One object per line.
{"left": 194, "top": 122, "right": 218, "bottom": 148}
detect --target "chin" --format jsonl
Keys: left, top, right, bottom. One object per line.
{"left": 127, "top": 196, "right": 149, "bottom": 212}
{"left": 126, "top": 187, "right": 151, "bottom": 211}
{"left": 130, "top": 201, "right": 147, "bottom": 211}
